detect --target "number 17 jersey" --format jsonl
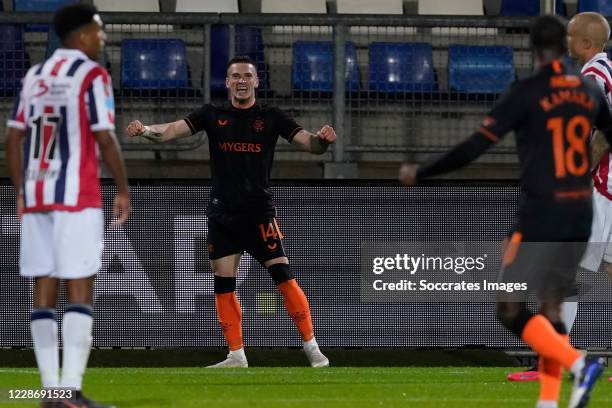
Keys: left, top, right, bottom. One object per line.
{"left": 6, "top": 48, "right": 115, "bottom": 213}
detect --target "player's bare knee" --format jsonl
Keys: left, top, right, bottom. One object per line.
{"left": 264, "top": 257, "right": 289, "bottom": 269}
{"left": 33, "top": 277, "right": 59, "bottom": 308}
{"left": 212, "top": 268, "right": 237, "bottom": 278}
{"left": 210, "top": 254, "right": 241, "bottom": 277}
{"left": 66, "top": 277, "right": 94, "bottom": 305}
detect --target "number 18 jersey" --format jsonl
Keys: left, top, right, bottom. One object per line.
{"left": 6, "top": 48, "right": 115, "bottom": 213}
{"left": 479, "top": 61, "right": 612, "bottom": 239}
{"left": 417, "top": 60, "right": 612, "bottom": 240}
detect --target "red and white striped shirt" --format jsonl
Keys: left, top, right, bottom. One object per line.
{"left": 582, "top": 52, "right": 612, "bottom": 201}
{"left": 7, "top": 48, "right": 115, "bottom": 213}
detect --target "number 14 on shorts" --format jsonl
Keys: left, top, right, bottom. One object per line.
{"left": 259, "top": 219, "right": 283, "bottom": 250}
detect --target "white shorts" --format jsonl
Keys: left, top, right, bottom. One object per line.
{"left": 20, "top": 208, "right": 104, "bottom": 279}
{"left": 580, "top": 189, "right": 612, "bottom": 272}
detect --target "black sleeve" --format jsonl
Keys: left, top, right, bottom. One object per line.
{"left": 594, "top": 92, "right": 612, "bottom": 145}
{"left": 271, "top": 107, "right": 303, "bottom": 142}
{"left": 416, "top": 82, "right": 526, "bottom": 181}
{"left": 184, "top": 104, "right": 214, "bottom": 135}
{"left": 416, "top": 132, "right": 495, "bottom": 180}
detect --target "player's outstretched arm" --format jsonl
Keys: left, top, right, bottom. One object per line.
{"left": 399, "top": 81, "right": 521, "bottom": 186}
{"left": 94, "top": 130, "right": 131, "bottom": 225}
{"left": 126, "top": 119, "right": 192, "bottom": 143}
{"left": 291, "top": 125, "right": 336, "bottom": 155}
{"left": 398, "top": 131, "right": 495, "bottom": 186}
{"left": 5, "top": 127, "right": 25, "bottom": 216}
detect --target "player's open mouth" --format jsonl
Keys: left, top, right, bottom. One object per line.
{"left": 237, "top": 86, "right": 249, "bottom": 92}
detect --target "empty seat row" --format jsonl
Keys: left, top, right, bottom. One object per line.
{"left": 293, "top": 41, "right": 514, "bottom": 94}
{"left": 0, "top": 23, "right": 517, "bottom": 96}
{"left": 121, "top": 39, "right": 515, "bottom": 95}
{"left": 7, "top": 0, "right": 612, "bottom": 15}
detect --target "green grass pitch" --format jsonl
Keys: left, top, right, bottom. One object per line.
{"left": 0, "top": 367, "right": 611, "bottom": 407}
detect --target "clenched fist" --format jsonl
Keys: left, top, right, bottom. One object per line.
{"left": 317, "top": 125, "right": 337, "bottom": 144}
{"left": 126, "top": 120, "right": 146, "bottom": 138}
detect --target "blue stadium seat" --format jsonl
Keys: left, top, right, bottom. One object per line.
{"left": 578, "top": 0, "right": 612, "bottom": 16}
{"left": 292, "top": 41, "right": 360, "bottom": 93}
{"left": 448, "top": 45, "right": 515, "bottom": 94}
{"left": 14, "top": 0, "right": 77, "bottom": 31}
{"left": 500, "top": 0, "right": 565, "bottom": 16}
{"left": 210, "top": 25, "right": 270, "bottom": 94}
{"left": 368, "top": 42, "right": 437, "bottom": 93}
{"left": 0, "top": 25, "right": 30, "bottom": 96}
{"left": 121, "top": 39, "right": 191, "bottom": 91}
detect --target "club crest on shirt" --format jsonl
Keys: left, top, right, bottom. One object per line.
{"left": 32, "top": 79, "right": 49, "bottom": 98}
{"left": 253, "top": 118, "right": 265, "bottom": 133}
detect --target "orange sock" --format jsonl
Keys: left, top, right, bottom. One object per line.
{"left": 522, "top": 315, "right": 580, "bottom": 370}
{"left": 538, "top": 334, "right": 569, "bottom": 402}
{"left": 538, "top": 356, "right": 563, "bottom": 401}
{"left": 278, "top": 279, "right": 314, "bottom": 341}
{"left": 215, "top": 292, "right": 243, "bottom": 351}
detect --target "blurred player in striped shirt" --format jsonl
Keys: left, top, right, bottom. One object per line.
{"left": 567, "top": 10, "right": 612, "bottom": 383}
{"left": 568, "top": 13, "right": 612, "bottom": 283}
{"left": 5, "top": 4, "right": 130, "bottom": 407}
